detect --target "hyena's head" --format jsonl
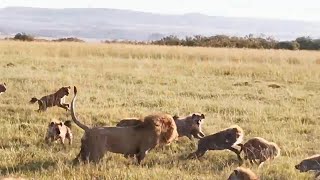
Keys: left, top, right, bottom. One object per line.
{"left": 58, "top": 86, "right": 71, "bottom": 96}
{"left": 189, "top": 113, "right": 205, "bottom": 139}
{"left": 295, "top": 156, "right": 320, "bottom": 172}
{"left": 46, "top": 121, "right": 64, "bottom": 140}
{"left": 295, "top": 161, "right": 309, "bottom": 172}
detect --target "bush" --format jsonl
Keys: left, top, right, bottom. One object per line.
{"left": 276, "top": 41, "right": 300, "bottom": 50}
{"left": 153, "top": 34, "right": 278, "bottom": 49}
{"left": 13, "top": 33, "right": 34, "bottom": 41}
{"left": 52, "top": 37, "right": 84, "bottom": 42}
{"left": 151, "top": 34, "right": 320, "bottom": 51}
{"left": 296, "top": 36, "right": 320, "bottom": 50}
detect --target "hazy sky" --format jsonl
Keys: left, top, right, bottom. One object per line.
{"left": 0, "top": 0, "right": 319, "bottom": 21}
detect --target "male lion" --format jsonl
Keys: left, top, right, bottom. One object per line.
{"left": 30, "top": 86, "right": 71, "bottom": 111}
{"left": 228, "top": 167, "right": 259, "bottom": 180}
{"left": 0, "top": 83, "right": 6, "bottom": 94}
{"left": 116, "top": 113, "right": 205, "bottom": 140}
{"left": 71, "top": 86, "right": 178, "bottom": 164}
{"left": 187, "top": 125, "right": 244, "bottom": 163}
{"left": 241, "top": 137, "right": 280, "bottom": 168}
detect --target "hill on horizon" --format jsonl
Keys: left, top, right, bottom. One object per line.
{"left": 0, "top": 7, "right": 320, "bottom": 41}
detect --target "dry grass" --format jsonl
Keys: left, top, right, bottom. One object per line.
{"left": 1, "top": 41, "right": 320, "bottom": 179}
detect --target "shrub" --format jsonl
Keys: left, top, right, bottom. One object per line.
{"left": 13, "top": 33, "right": 34, "bottom": 41}
{"left": 276, "top": 41, "right": 300, "bottom": 50}
{"left": 52, "top": 37, "right": 84, "bottom": 42}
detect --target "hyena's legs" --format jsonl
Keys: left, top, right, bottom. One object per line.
{"left": 67, "top": 133, "right": 72, "bottom": 145}
{"left": 187, "top": 149, "right": 206, "bottom": 159}
{"left": 45, "top": 136, "right": 54, "bottom": 143}
{"left": 227, "top": 147, "right": 243, "bottom": 162}
{"left": 57, "top": 103, "right": 69, "bottom": 111}
{"left": 37, "top": 100, "right": 47, "bottom": 112}
{"left": 60, "top": 137, "right": 65, "bottom": 145}
{"left": 258, "top": 161, "right": 265, "bottom": 168}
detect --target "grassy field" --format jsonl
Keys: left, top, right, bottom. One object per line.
{"left": 0, "top": 41, "right": 320, "bottom": 179}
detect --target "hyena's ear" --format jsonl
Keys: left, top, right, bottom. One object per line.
{"left": 67, "top": 86, "right": 71, "bottom": 89}
{"left": 172, "top": 115, "right": 179, "bottom": 120}
{"left": 59, "top": 122, "right": 63, "bottom": 126}
{"left": 49, "top": 122, "right": 55, "bottom": 126}
{"left": 3, "top": 83, "right": 6, "bottom": 86}
{"left": 64, "top": 120, "right": 72, "bottom": 128}
{"left": 200, "top": 114, "right": 205, "bottom": 119}
{"left": 233, "top": 169, "right": 239, "bottom": 175}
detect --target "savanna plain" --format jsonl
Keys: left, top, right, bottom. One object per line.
{"left": 1, "top": 41, "right": 320, "bottom": 180}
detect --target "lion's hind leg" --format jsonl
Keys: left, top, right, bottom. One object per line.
{"left": 136, "top": 151, "right": 147, "bottom": 164}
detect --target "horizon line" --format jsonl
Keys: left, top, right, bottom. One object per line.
{"left": 1, "top": 6, "right": 319, "bottom": 23}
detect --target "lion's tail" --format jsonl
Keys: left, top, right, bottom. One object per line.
{"left": 71, "top": 86, "right": 89, "bottom": 131}
{"left": 29, "top": 97, "right": 39, "bottom": 104}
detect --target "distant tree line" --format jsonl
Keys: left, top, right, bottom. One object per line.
{"left": 4, "top": 32, "right": 84, "bottom": 42}
{"left": 5, "top": 32, "right": 320, "bottom": 50}
{"left": 151, "top": 35, "right": 320, "bottom": 50}
{"left": 52, "top": 37, "right": 84, "bottom": 42}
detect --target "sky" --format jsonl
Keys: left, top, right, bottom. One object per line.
{"left": 0, "top": 0, "right": 319, "bottom": 21}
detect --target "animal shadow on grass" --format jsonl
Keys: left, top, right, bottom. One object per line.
{"left": 0, "top": 160, "right": 56, "bottom": 175}
{"left": 212, "top": 158, "right": 240, "bottom": 171}
{"left": 179, "top": 153, "right": 241, "bottom": 171}
{"left": 141, "top": 157, "right": 179, "bottom": 169}
{"left": 0, "top": 142, "right": 31, "bottom": 150}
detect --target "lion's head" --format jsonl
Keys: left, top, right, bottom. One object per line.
{"left": 139, "top": 113, "right": 178, "bottom": 145}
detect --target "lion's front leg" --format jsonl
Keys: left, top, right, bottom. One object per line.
{"left": 72, "top": 153, "right": 82, "bottom": 165}
{"left": 136, "top": 151, "right": 147, "bottom": 164}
